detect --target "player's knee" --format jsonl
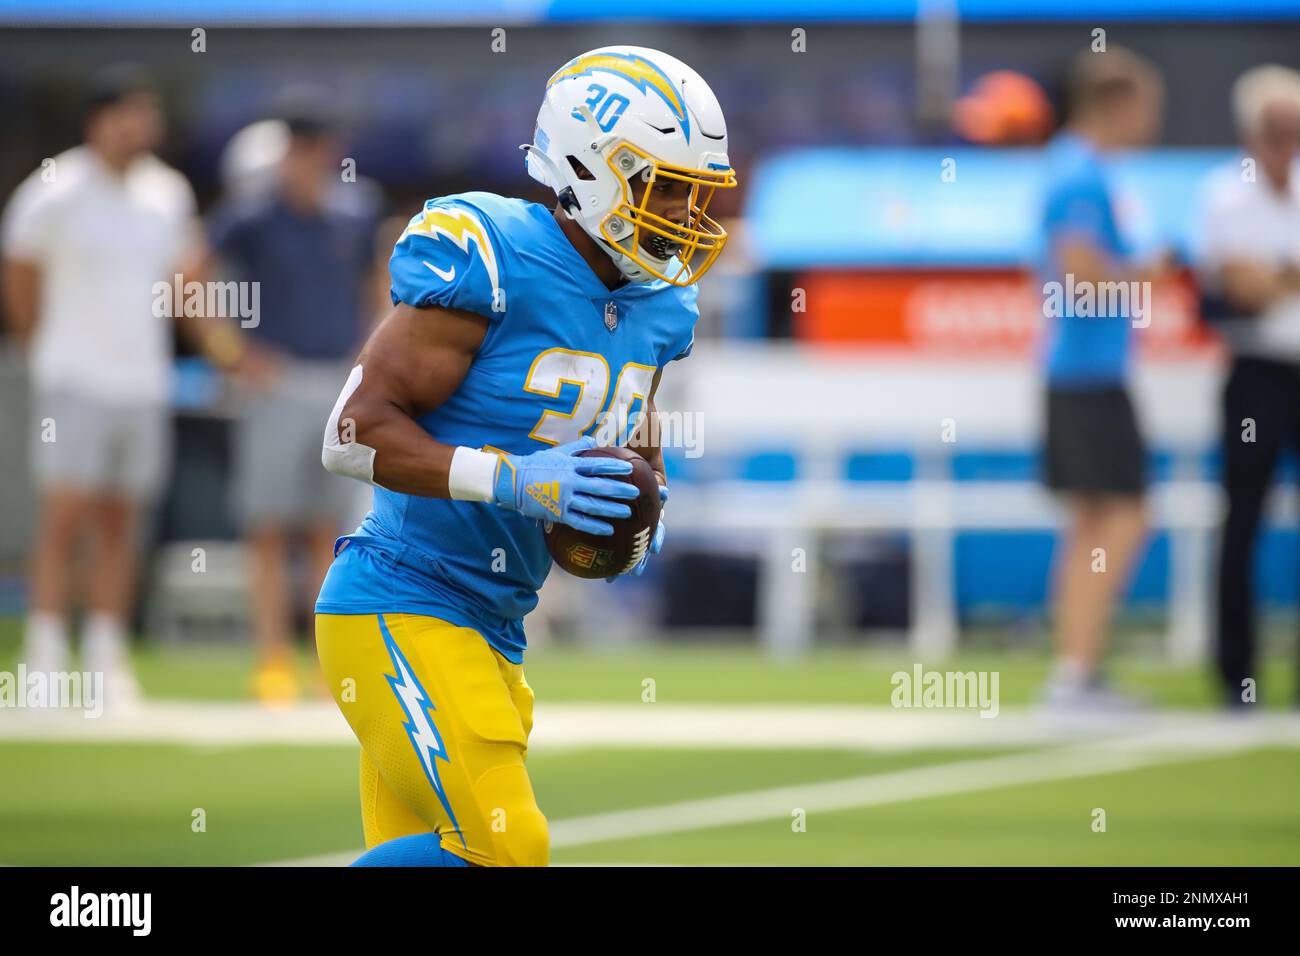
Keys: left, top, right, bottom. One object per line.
{"left": 474, "top": 765, "right": 550, "bottom": 867}
{"left": 494, "top": 803, "right": 549, "bottom": 867}
{"left": 499, "top": 816, "right": 546, "bottom": 868}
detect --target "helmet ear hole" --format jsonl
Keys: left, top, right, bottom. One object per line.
{"left": 566, "top": 156, "right": 597, "bottom": 181}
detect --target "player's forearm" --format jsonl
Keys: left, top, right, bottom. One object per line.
{"left": 327, "top": 390, "right": 459, "bottom": 498}
{"left": 324, "top": 304, "right": 493, "bottom": 497}
{"left": 643, "top": 444, "right": 667, "bottom": 488}
{"left": 626, "top": 383, "right": 668, "bottom": 487}
{"left": 627, "top": 427, "right": 665, "bottom": 480}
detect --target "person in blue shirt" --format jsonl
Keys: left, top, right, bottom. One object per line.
{"left": 313, "top": 46, "right": 736, "bottom": 867}
{"left": 1038, "top": 47, "right": 1172, "bottom": 711}
{"left": 189, "top": 102, "right": 385, "bottom": 705}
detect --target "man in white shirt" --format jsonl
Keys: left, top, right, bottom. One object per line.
{"left": 1, "top": 65, "right": 199, "bottom": 707}
{"left": 1196, "top": 64, "right": 1300, "bottom": 708}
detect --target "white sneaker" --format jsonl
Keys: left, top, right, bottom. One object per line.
{"left": 1042, "top": 674, "right": 1146, "bottom": 714}
{"left": 82, "top": 614, "right": 143, "bottom": 715}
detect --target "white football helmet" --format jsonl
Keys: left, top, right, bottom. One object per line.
{"left": 523, "top": 45, "right": 737, "bottom": 286}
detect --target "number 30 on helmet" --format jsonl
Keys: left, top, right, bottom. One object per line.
{"left": 522, "top": 45, "right": 738, "bottom": 287}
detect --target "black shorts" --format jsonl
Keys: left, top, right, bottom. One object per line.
{"left": 1043, "top": 386, "right": 1146, "bottom": 497}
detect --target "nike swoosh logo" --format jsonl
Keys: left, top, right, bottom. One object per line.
{"left": 421, "top": 260, "right": 456, "bottom": 282}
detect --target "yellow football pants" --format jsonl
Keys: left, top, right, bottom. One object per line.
{"left": 315, "top": 612, "right": 548, "bottom": 866}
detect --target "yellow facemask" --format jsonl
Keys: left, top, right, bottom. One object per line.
{"left": 597, "top": 143, "right": 738, "bottom": 286}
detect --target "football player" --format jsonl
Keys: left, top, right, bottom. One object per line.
{"left": 314, "top": 46, "right": 735, "bottom": 866}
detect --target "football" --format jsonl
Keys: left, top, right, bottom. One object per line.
{"left": 544, "top": 446, "right": 663, "bottom": 579}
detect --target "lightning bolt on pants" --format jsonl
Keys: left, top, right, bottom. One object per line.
{"left": 315, "top": 612, "right": 549, "bottom": 866}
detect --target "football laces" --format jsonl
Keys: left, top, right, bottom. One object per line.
{"left": 618, "top": 525, "right": 653, "bottom": 575}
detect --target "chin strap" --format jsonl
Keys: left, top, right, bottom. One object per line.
{"left": 590, "top": 232, "right": 648, "bottom": 282}
{"left": 601, "top": 230, "right": 676, "bottom": 283}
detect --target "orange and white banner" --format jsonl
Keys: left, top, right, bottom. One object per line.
{"left": 795, "top": 270, "right": 1219, "bottom": 359}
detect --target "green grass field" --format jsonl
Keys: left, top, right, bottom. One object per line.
{"left": 2, "top": 618, "right": 1298, "bottom": 866}
{"left": 2, "top": 741, "right": 1297, "bottom": 866}
{"left": 2, "top": 616, "right": 1296, "bottom": 708}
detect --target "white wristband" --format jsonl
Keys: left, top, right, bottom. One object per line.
{"left": 448, "top": 446, "right": 499, "bottom": 502}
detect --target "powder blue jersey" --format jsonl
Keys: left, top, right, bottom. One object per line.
{"left": 1038, "top": 133, "right": 1134, "bottom": 388}
{"left": 315, "top": 192, "right": 696, "bottom": 662}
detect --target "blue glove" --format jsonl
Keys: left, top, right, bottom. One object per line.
{"left": 610, "top": 483, "right": 669, "bottom": 580}
{"left": 492, "top": 436, "right": 638, "bottom": 536}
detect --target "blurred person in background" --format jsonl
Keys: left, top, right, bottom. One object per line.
{"left": 0, "top": 65, "right": 199, "bottom": 709}
{"left": 1196, "top": 65, "right": 1300, "bottom": 709}
{"left": 1037, "top": 48, "right": 1172, "bottom": 710}
{"left": 183, "top": 99, "right": 386, "bottom": 705}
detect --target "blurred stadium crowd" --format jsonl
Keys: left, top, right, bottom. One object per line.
{"left": 1, "top": 12, "right": 1299, "bottom": 712}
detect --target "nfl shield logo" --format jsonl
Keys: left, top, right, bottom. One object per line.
{"left": 604, "top": 301, "right": 618, "bottom": 332}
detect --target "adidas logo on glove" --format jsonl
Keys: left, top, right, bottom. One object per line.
{"left": 525, "top": 480, "right": 562, "bottom": 518}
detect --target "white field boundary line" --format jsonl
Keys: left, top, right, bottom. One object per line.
{"left": 4, "top": 700, "right": 1299, "bottom": 752}
{"left": 256, "top": 723, "right": 1291, "bottom": 866}
{"left": 547, "top": 733, "right": 1252, "bottom": 851}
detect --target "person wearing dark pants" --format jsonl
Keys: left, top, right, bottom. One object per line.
{"left": 1216, "top": 359, "right": 1300, "bottom": 705}
{"left": 1197, "top": 64, "right": 1300, "bottom": 708}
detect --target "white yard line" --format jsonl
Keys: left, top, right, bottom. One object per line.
{"left": 4, "top": 699, "right": 1299, "bottom": 751}
{"left": 548, "top": 733, "right": 1244, "bottom": 850}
